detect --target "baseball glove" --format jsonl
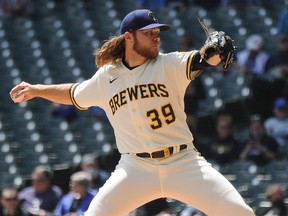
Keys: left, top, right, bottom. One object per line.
{"left": 198, "top": 19, "right": 236, "bottom": 70}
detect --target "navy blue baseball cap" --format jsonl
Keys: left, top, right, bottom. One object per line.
{"left": 274, "top": 97, "right": 288, "bottom": 109}
{"left": 120, "top": 9, "right": 171, "bottom": 34}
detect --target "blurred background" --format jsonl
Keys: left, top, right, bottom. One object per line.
{"left": 0, "top": 0, "right": 288, "bottom": 215}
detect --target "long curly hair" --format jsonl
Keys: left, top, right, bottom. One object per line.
{"left": 94, "top": 35, "right": 125, "bottom": 68}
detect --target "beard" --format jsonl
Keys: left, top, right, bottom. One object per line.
{"left": 133, "top": 37, "right": 159, "bottom": 59}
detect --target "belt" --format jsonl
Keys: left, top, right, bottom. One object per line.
{"left": 135, "top": 144, "right": 188, "bottom": 159}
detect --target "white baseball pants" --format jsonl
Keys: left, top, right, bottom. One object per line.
{"left": 84, "top": 147, "right": 255, "bottom": 216}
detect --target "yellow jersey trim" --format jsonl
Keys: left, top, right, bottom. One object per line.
{"left": 186, "top": 50, "right": 197, "bottom": 80}
{"left": 69, "top": 83, "right": 88, "bottom": 111}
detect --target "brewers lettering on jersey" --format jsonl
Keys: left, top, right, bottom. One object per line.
{"left": 10, "top": 8, "right": 255, "bottom": 216}
{"left": 109, "top": 83, "right": 169, "bottom": 115}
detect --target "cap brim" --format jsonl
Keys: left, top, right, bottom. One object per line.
{"left": 139, "top": 23, "right": 171, "bottom": 31}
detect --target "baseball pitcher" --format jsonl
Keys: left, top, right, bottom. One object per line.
{"left": 10, "top": 9, "right": 255, "bottom": 216}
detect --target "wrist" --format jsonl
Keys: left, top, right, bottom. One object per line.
{"left": 34, "top": 84, "right": 42, "bottom": 98}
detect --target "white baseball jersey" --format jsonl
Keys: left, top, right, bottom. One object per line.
{"left": 70, "top": 51, "right": 198, "bottom": 154}
{"left": 71, "top": 51, "right": 255, "bottom": 216}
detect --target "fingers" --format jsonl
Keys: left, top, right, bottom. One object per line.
{"left": 10, "top": 81, "right": 28, "bottom": 94}
{"left": 9, "top": 81, "right": 30, "bottom": 103}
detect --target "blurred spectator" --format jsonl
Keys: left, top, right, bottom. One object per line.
{"left": 277, "top": 4, "right": 288, "bottom": 35}
{"left": 87, "top": 106, "right": 108, "bottom": 122}
{"left": 54, "top": 171, "right": 96, "bottom": 216}
{"left": 246, "top": 75, "right": 277, "bottom": 120}
{"left": 199, "top": 113, "right": 241, "bottom": 165}
{"left": 179, "top": 205, "right": 207, "bottom": 216}
{"left": 235, "top": 34, "right": 269, "bottom": 76}
{"left": 236, "top": 35, "right": 272, "bottom": 118}
{"left": 264, "top": 35, "right": 288, "bottom": 100}
{"left": 264, "top": 97, "right": 288, "bottom": 146}
{"left": 0, "top": 187, "right": 27, "bottom": 216}
{"left": 50, "top": 103, "right": 78, "bottom": 123}
{"left": 240, "top": 114, "right": 279, "bottom": 166}
{"left": 265, "top": 35, "right": 288, "bottom": 77}
{"left": 18, "top": 165, "right": 62, "bottom": 216}
{"left": 258, "top": 184, "right": 288, "bottom": 216}
{"left": 80, "top": 153, "right": 110, "bottom": 191}
{"left": 1, "top": 0, "right": 35, "bottom": 18}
